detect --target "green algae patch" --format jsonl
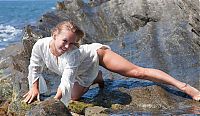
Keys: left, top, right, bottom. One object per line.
{"left": 68, "top": 100, "right": 94, "bottom": 114}
{"left": 9, "top": 100, "right": 32, "bottom": 112}
{"left": 0, "top": 79, "right": 12, "bottom": 101}
{"left": 111, "top": 104, "right": 123, "bottom": 110}
{"left": 8, "top": 100, "right": 37, "bottom": 116}
{"left": 20, "top": 101, "right": 32, "bottom": 110}
{"left": 0, "top": 69, "right": 4, "bottom": 79}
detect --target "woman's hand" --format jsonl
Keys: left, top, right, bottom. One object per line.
{"left": 54, "top": 87, "right": 62, "bottom": 100}
{"left": 23, "top": 80, "right": 40, "bottom": 103}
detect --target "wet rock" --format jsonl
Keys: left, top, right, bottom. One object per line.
{"left": 0, "top": 101, "right": 10, "bottom": 116}
{"left": 22, "top": 25, "right": 46, "bottom": 59}
{"left": 26, "top": 98, "right": 71, "bottom": 116}
{"left": 3, "top": 45, "right": 31, "bottom": 115}
{"left": 0, "top": 77, "right": 13, "bottom": 102}
{"left": 70, "top": 79, "right": 200, "bottom": 115}
{"left": 0, "top": 44, "right": 25, "bottom": 115}
{"left": 8, "top": 70, "right": 31, "bottom": 115}
{"left": 0, "top": 74, "right": 12, "bottom": 116}
{"left": 122, "top": 85, "right": 177, "bottom": 110}
{"left": 0, "top": 43, "right": 23, "bottom": 70}
{"left": 21, "top": 0, "right": 200, "bottom": 90}
{"left": 56, "top": 1, "right": 66, "bottom": 10}
{"left": 9, "top": 100, "right": 34, "bottom": 115}
{"left": 85, "top": 106, "right": 108, "bottom": 116}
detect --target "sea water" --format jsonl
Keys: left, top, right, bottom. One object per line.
{"left": 0, "top": 0, "right": 59, "bottom": 50}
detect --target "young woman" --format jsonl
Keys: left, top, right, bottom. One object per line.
{"left": 23, "top": 21, "right": 200, "bottom": 106}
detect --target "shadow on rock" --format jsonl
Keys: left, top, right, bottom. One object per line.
{"left": 81, "top": 79, "right": 137, "bottom": 107}
{"left": 159, "top": 84, "right": 192, "bottom": 100}
{"left": 92, "top": 88, "right": 132, "bottom": 107}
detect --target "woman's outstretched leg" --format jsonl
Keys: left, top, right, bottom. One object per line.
{"left": 97, "top": 48, "right": 200, "bottom": 101}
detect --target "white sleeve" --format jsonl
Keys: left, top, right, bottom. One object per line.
{"left": 27, "top": 40, "right": 47, "bottom": 93}
{"left": 58, "top": 50, "right": 80, "bottom": 106}
{"left": 58, "top": 67, "right": 77, "bottom": 106}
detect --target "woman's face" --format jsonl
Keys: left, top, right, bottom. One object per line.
{"left": 52, "top": 29, "right": 77, "bottom": 56}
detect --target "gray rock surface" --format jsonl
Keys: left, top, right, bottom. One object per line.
{"left": 25, "top": 98, "right": 71, "bottom": 116}
{"left": 22, "top": 0, "right": 200, "bottom": 88}
{"left": 0, "top": 0, "right": 200, "bottom": 115}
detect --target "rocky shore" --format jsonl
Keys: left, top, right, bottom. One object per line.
{"left": 0, "top": 0, "right": 200, "bottom": 115}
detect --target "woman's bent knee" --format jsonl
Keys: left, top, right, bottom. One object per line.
{"left": 71, "top": 95, "right": 80, "bottom": 101}
{"left": 97, "top": 48, "right": 109, "bottom": 66}
{"left": 71, "top": 82, "right": 88, "bottom": 101}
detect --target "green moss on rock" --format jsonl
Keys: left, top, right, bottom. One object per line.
{"left": 0, "top": 79, "right": 13, "bottom": 101}
{"left": 111, "top": 104, "right": 123, "bottom": 110}
{"left": 68, "top": 100, "right": 94, "bottom": 114}
{"left": 8, "top": 99, "right": 39, "bottom": 115}
{"left": 20, "top": 101, "right": 32, "bottom": 110}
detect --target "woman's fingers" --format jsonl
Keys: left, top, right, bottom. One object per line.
{"left": 23, "top": 94, "right": 31, "bottom": 103}
{"left": 23, "top": 89, "right": 40, "bottom": 104}
{"left": 37, "top": 94, "right": 40, "bottom": 101}
{"left": 23, "top": 92, "right": 29, "bottom": 98}
{"left": 28, "top": 95, "right": 35, "bottom": 103}
{"left": 23, "top": 92, "right": 37, "bottom": 103}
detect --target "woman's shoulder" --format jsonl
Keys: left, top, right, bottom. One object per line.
{"left": 79, "top": 43, "right": 110, "bottom": 51}
{"left": 35, "top": 37, "right": 52, "bottom": 46}
{"left": 32, "top": 37, "right": 52, "bottom": 54}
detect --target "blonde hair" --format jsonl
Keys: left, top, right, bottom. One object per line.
{"left": 51, "top": 21, "right": 84, "bottom": 47}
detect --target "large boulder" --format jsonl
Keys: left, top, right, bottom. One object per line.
{"left": 22, "top": 0, "right": 200, "bottom": 87}
{"left": 25, "top": 98, "right": 71, "bottom": 116}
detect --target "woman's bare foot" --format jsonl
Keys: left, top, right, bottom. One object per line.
{"left": 181, "top": 84, "right": 200, "bottom": 101}
{"left": 94, "top": 70, "right": 104, "bottom": 89}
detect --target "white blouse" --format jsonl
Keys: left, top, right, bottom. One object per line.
{"left": 27, "top": 37, "right": 110, "bottom": 106}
